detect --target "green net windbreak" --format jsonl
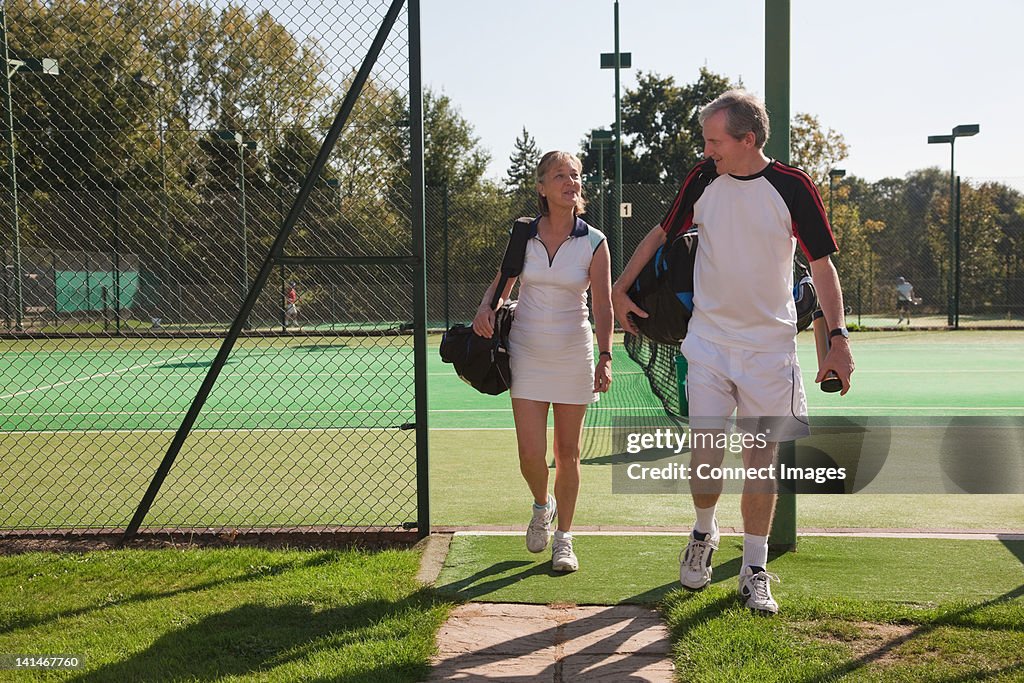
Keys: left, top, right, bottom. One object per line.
{"left": 0, "top": 0, "right": 421, "bottom": 535}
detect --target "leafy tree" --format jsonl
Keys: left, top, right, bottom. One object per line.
{"left": 790, "top": 113, "right": 850, "bottom": 185}
{"left": 423, "top": 89, "right": 490, "bottom": 193}
{"left": 505, "top": 126, "right": 540, "bottom": 193}
{"left": 588, "top": 67, "right": 734, "bottom": 185}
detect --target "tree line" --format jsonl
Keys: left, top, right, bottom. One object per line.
{"left": 4, "top": 0, "right": 1022, "bottom": 322}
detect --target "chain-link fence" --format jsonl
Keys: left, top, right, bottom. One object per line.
{"left": 427, "top": 175, "right": 1024, "bottom": 332}
{"left": 1, "top": 0, "right": 423, "bottom": 535}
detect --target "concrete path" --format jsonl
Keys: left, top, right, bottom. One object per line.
{"left": 427, "top": 603, "right": 674, "bottom": 682}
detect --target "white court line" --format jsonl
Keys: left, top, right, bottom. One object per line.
{"left": 8, "top": 427, "right": 421, "bottom": 435}
{"left": 7, "top": 426, "right": 622, "bottom": 435}
{"left": 0, "top": 352, "right": 199, "bottom": 401}
{"left": 0, "top": 406, "right": 667, "bottom": 418}
{"left": 4, "top": 405, "right": 1021, "bottom": 420}
{"left": 117, "top": 370, "right": 650, "bottom": 379}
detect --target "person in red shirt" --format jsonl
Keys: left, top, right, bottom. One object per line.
{"left": 284, "top": 282, "right": 298, "bottom": 328}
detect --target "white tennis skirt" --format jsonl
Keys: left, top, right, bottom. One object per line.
{"left": 508, "top": 323, "right": 598, "bottom": 405}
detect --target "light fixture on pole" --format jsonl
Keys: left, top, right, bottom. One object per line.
{"left": 134, "top": 72, "right": 173, "bottom": 324}
{"left": 600, "top": 0, "right": 631, "bottom": 279}
{"left": 589, "top": 129, "right": 613, "bottom": 233}
{"left": 216, "top": 130, "right": 258, "bottom": 307}
{"left": 2, "top": 8, "right": 58, "bottom": 331}
{"left": 827, "top": 168, "right": 846, "bottom": 229}
{"left": 928, "top": 123, "right": 979, "bottom": 328}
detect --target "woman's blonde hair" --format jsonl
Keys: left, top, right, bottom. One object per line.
{"left": 536, "top": 151, "right": 587, "bottom": 215}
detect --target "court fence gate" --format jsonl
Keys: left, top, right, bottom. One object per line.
{"left": 0, "top": 0, "right": 430, "bottom": 541}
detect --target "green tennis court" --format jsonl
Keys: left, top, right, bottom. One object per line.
{"left": 2, "top": 330, "right": 1022, "bottom": 530}
{"left": 5, "top": 330, "right": 1021, "bottom": 434}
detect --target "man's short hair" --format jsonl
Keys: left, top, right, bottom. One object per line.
{"left": 698, "top": 89, "right": 770, "bottom": 149}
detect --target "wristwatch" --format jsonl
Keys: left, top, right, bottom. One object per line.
{"left": 599, "top": 351, "right": 613, "bottom": 361}
{"left": 828, "top": 327, "right": 850, "bottom": 340}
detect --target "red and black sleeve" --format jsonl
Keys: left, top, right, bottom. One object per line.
{"left": 767, "top": 162, "right": 838, "bottom": 261}
{"left": 659, "top": 159, "right": 716, "bottom": 239}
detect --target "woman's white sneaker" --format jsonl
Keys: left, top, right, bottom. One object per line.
{"left": 526, "top": 496, "right": 556, "bottom": 553}
{"left": 551, "top": 531, "right": 578, "bottom": 572}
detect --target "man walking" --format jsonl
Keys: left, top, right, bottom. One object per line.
{"left": 612, "top": 90, "right": 855, "bottom": 615}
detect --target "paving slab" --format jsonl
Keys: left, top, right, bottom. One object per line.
{"left": 427, "top": 603, "right": 674, "bottom": 682}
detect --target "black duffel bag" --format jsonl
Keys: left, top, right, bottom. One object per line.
{"left": 439, "top": 301, "right": 516, "bottom": 395}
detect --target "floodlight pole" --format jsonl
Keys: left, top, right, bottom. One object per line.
{"left": 827, "top": 167, "right": 843, "bottom": 235}
{"left": 141, "top": 73, "right": 171, "bottom": 322}
{"left": 612, "top": 0, "right": 622, "bottom": 279}
{"left": 239, "top": 139, "right": 249, "bottom": 302}
{"left": 590, "top": 129, "right": 612, "bottom": 234}
{"left": 955, "top": 175, "right": 961, "bottom": 328}
{"left": 600, "top": 6, "right": 630, "bottom": 278}
{"left": 2, "top": 11, "right": 57, "bottom": 332}
{"left": 928, "top": 124, "right": 978, "bottom": 328}
{"left": 217, "top": 130, "right": 257, "bottom": 310}
{"left": 1, "top": 10, "right": 21, "bottom": 331}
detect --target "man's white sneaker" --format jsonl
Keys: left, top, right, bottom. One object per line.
{"left": 679, "top": 527, "right": 720, "bottom": 590}
{"left": 738, "top": 566, "right": 780, "bottom": 615}
{"left": 551, "top": 532, "right": 578, "bottom": 572}
{"left": 526, "top": 496, "right": 556, "bottom": 553}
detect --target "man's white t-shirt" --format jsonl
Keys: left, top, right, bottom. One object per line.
{"left": 660, "top": 159, "right": 838, "bottom": 353}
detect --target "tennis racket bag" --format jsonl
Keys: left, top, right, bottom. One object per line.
{"left": 793, "top": 260, "right": 817, "bottom": 332}
{"left": 627, "top": 226, "right": 698, "bottom": 345}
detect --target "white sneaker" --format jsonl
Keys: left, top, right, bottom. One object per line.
{"left": 526, "top": 496, "right": 556, "bottom": 553}
{"left": 679, "top": 527, "right": 720, "bottom": 590}
{"left": 551, "top": 532, "right": 578, "bottom": 572}
{"left": 738, "top": 566, "right": 780, "bottom": 615}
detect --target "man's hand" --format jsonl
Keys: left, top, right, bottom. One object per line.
{"left": 611, "top": 288, "right": 647, "bottom": 335}
{"left": 610, "top": 224, "right": 667, "bottom": 335}
{"left": 816, "top": 337, "right": 855, "bottom": 395}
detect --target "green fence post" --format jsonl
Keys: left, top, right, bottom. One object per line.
{"left": 675, "top": 354, "right": 688, "bottom": 417}
{"left": 765, "top": 0, "right": 796, "bottom": 551}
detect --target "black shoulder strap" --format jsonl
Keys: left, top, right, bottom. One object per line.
{"left": 489, "top": 217, "right": 534, "bottom": 310}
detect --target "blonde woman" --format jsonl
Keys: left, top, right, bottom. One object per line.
{"left": 473, "top": 151, "right": 613, "bottom": 572}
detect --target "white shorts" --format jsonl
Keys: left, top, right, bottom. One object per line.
{"left": 680, "top": 334, "right": 810, "bottom": 442}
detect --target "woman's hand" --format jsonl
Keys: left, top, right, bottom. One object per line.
{"left": 594, "top": 356, "right": 612, "bottom": 393}
{"left": 472, "top": 304, "right": 496, "bottom": 337}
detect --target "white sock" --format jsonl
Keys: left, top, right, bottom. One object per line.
{"left": 743, "top": 533, "right": 769, "bottom": 570}
{"left": 554, "top": 530, "right": 572, "bottom": 541}
{"left": 693, "top": 505, "right": 717, "bottom": 536}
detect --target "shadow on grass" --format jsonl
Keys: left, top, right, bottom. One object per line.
{"left": 433, "top": 560, "right": 556, "bottom": 601}
{"left": 1, "top": 553, "right": 338, "bottom": 636}
{"left": 792, "top": 583, "right": 1024, "bottom": 683}
{"left": 1000, "top": 538, "right": 1024, "bottom": 566}
{"left": 70, "top": 590, "right": 445, "bottom": 683}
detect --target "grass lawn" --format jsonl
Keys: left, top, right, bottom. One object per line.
{"left": 436, "top": 534, "right": 1024, "bottom": 681}
{"left": 0, "top": 546, "right": 453, "bottom": 682}
{"left": 664, "top": 588, "right": 1024, "bottom": 682}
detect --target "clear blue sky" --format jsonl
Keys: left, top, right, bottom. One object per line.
{"left": 419, "top": 0, "right": 1023, "bottom": 192}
